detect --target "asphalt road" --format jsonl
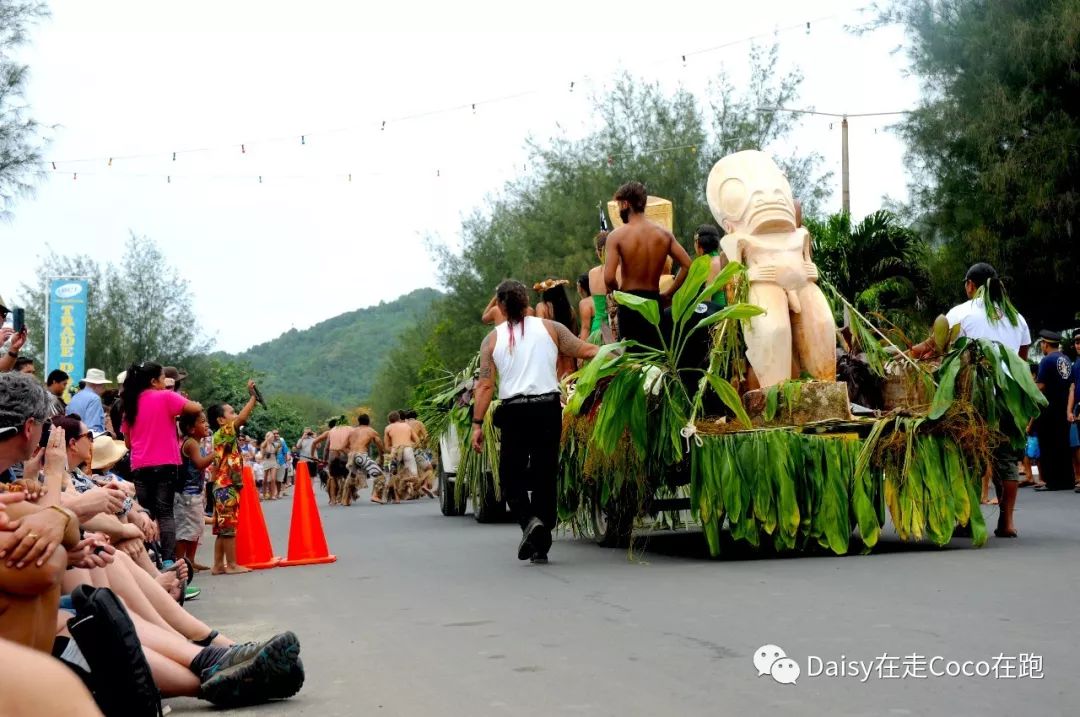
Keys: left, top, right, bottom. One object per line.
{"left": 169, "top": 484, "right": 1080, "bottom": 717}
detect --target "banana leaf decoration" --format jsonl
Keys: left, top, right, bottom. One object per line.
{"left": 565, "top": 257, "right": 762, "bottom": 477}
{"left": 929, "top": 337, "right": 1046, "bottom": 448}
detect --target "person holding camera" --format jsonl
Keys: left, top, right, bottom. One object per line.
{"left": 0, "top": 295, "right": 29, "bottom": 374}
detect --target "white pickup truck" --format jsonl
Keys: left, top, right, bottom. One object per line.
{"left": 436, "top": 415, "right": 506, "bottom": 523}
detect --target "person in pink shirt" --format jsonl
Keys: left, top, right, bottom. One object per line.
{"left": 121, "top": 361, "right": 202, "bottom": 562}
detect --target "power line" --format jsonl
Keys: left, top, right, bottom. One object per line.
{"left": 43, "top": 4, "right": 872, "bottom": 168}
{"left": 758, "top": 106, "right": 911, "bottom": 118}
{"left": 37, "top": 127, "right": 786, "bottom": 184}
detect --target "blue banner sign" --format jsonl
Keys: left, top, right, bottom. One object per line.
{"left": 47, "top": 278, "right": 89, "bottom": 388}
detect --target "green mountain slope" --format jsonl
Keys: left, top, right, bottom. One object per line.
{"left": 235, "top": 288, "right": 441, "bottom": 406}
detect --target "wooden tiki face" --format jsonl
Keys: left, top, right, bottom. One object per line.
{"left": 706, "top": 150, "right": 797, "bottom": 236}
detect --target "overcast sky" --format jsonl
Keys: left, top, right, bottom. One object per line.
{"left": 5, "top": 0, "right": 919, "bottom": 353}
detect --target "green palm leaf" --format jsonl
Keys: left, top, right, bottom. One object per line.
{"left": 612, "top": 291, "right": 660, "bottom": 327}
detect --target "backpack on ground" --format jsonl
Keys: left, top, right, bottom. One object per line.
{"left": 67, "top": 584, "right": 163, "bottom": 717}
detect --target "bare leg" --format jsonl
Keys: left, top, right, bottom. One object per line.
{"left": 212, "top": 537, "right": 226, "bottom": 574}
{"left": 175, "top": 540, "right": 193, "bottom": 565}
{"left": 102, "top": 555, "right": 172, "bottom": 632}
{"left": 997, "top": 479, "right": 1019, "bottom": 536}
{"left": 267, "top": 468, "right": 278, "bottom": 499}
{"left": 190, "top": 538, "right": 210, "bottom": 572}
{"left": 145, "top": 646, "right": 201, "bottom": 697}
{"left": 222, "top": 538, "right": 251, "bottom": 574}
{"left": 0, "top": 637, "right": 102, "bottom": 716}
{"left": 62, "top": 567, "right": 95, "bottom": 594}
{"left": 117, "top": 552, "right": 232, "bottom": 645}
{"left": 980, "top": 463, "right": 997, "bottom": 505}
{"left": 130, "top": 611, "right": 205, "bottom": 663}
{"left": 1020, "top": 456, "right": 1034, "bottom": 485}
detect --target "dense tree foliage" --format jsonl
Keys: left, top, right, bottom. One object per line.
{"left": 237, "top": 287, "right": 441, "bottom": 406}
{"left": 884, "top": 0, "right": 1080, "bottom": 329}
{"left": 183, "top": 355, "right": 335, "bottom": 442}
{"left": 20, "top": 234, "right": 211, "bottom": 377}
{"left": 807, "top": 210, "right": 929, "bottom": 334}
{"left": 0, "top": 0, "right": 48, "bottom": 218}
{"left": 376, "top": 46, "right": 831, "bottom": 409}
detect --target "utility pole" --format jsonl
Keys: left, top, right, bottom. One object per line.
{"left": 756, "top": 107, "right": 910, "bottom": 216}
{"left": 841, "top": 115, "right": 850, "bottom": 215}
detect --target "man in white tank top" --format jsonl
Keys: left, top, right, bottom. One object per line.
{"left": 472, "top": 280, "right": 599, "bottom": 563}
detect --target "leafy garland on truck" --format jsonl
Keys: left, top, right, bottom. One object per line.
{"left": 560, "top": 256, "right": 1046, "bottom": 556}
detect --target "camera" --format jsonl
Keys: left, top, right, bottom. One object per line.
{"left": 11, "top": 307, "right": 24, "bottom": 334}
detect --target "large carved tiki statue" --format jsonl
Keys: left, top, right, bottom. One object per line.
{"left": 705, "top": 150, "right": 837, "bottom": 388}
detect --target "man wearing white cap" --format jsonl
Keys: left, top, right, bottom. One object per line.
{"left": 66, "top": 368, "right": 110, "bottom": 434}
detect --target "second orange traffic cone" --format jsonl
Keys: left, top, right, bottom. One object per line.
{"left": 280, "top": 460, "right": 336, "bottom": 567}
{"left": 235, "top": 465, "right": 282, "bottom": 570}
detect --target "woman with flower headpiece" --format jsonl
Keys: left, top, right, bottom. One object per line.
{"left": 533, "top": 278, "right": 578, "bottom": 379}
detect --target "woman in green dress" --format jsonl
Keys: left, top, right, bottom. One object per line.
{"left": 586, "top": 231, "right": 615, "bottom": 344}
{"left": 576, "top": 274, "right": 599, "bottom": 344}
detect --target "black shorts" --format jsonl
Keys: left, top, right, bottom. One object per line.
{"left": 617, "top": 290, "right": 665, "bottom": 352}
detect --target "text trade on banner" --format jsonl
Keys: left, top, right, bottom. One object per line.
{"left": 46, "top": 278, "right": 89, "bottom": 393}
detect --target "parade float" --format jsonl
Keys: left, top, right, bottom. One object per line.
{"left": 558, "top": 150, "right": 1046, "bottom": 555}
{"left": 418, "top": 150, "right": 1046, "bottom": 557}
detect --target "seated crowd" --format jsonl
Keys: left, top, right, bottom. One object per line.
{"left": 0, "top": 363, "right": 304, "bottom": 715}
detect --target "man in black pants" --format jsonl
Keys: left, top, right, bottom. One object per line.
{"left": 471, "top": 280, "right": 598, "bottom": 563}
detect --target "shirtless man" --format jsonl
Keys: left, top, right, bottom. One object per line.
{"left": 604, "top": 181, "right": 692, "bottom": 350}
{"left": 403, "top": 409, "right": 436, "bottom": 497}
{"left": 312, "top": 418, "right": 352, "bottom": 462}
{"left": 382, "top": 411, "right": 421, "bottom": 503}
{"left": 311, "top": 418, "right": 352, "bottom": 505}
{"left": 345, "top": 414, "right": 384, "bottom": 497}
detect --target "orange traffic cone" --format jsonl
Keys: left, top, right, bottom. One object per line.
{"left": 235, "top": 465, "right": 282, "bottom": 570}
{"left": 280, "top": 460, "right": 336, "bottom": 567}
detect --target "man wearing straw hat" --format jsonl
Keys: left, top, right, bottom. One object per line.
{"left": 65, "top": 368, "right": 111, "bottom": 434}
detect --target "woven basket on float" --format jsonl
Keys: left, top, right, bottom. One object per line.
{"left": 606, "top": 195, "right": 674, "bottom": 232}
